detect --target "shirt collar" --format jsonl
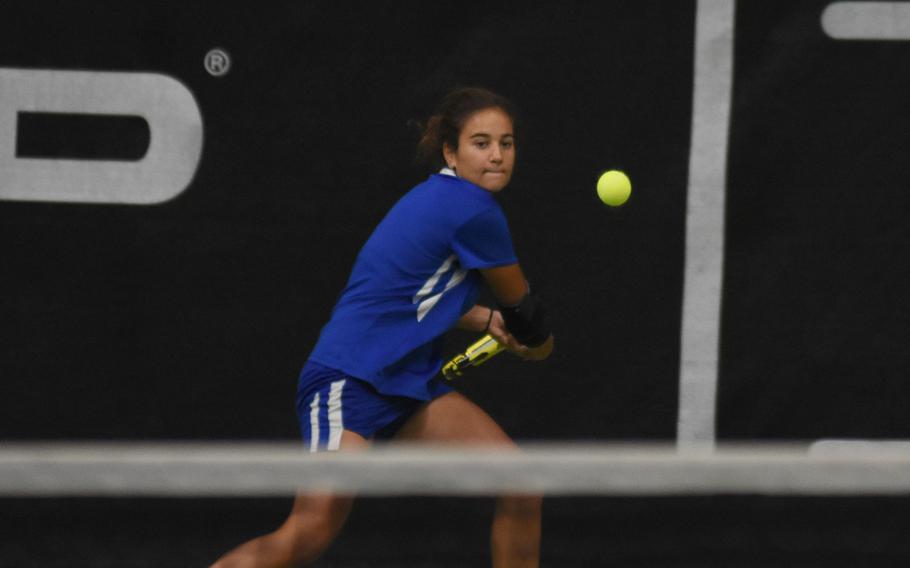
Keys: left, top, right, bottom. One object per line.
{"left": 439, "top": 167, "right": 457, "bottom": 177}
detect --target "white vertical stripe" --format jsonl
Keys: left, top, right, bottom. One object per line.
{"left": 326, "top": 380, "right": 346, "bottom": 451}
{"left": 308, "top": 392, "right": 321, "bottom": 453}
{"left": 678, "top": 0, "right": 735, "bottom": 452}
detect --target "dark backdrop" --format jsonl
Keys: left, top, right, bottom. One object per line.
{"left": 721, "top": 0, "right": 910, "bottom": 440}
{"left": 0, "top": 0, "right": 693, "bottom": 442}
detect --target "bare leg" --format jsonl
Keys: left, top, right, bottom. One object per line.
{"left": 211, "top": 430, "right": 369, "bottom": 568}
{"left": 394, "top": 392, "right": 542, "bottom": 568}
{"left": 491, "top": 494, "right": 542, "bottom": 568}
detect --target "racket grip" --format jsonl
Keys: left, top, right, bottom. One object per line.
{"left": 442, "top": 334, "right": 506, "bottom": 380}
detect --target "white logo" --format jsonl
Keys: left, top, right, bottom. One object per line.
{"left": 204, "top": 49, "right": 231, "bottom": 77}
{"left": 0, "top": 68, "right": 203, "bottom": 204}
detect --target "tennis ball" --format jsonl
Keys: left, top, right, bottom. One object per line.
{"left": 596, "top": 170, "right": 631, "bottom": 207}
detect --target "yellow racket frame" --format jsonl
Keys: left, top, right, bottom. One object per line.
{"left": 442, "top": 334, "right": 506, "bottom": 380}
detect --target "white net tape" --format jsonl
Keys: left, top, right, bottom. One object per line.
{"left": 3, "top": 441, "right": 910, "bottom": 497}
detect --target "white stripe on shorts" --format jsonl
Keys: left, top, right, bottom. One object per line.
{"left": 308, "top": 392, "right": 321, "bottom": 453}
{"left": 326, "top": 379, "right": 346, "bottom": 451}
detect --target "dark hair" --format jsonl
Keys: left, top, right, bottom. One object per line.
{"left": 416, "top": 86, "right": 518, "bottom": 169}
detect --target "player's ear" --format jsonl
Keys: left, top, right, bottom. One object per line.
{"left": 442, "top": 143, "right": 457, "bottom": 170}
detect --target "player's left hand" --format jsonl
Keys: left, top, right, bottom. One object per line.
{"left": 487, "top": 311, "right": 533, "bottom": 360}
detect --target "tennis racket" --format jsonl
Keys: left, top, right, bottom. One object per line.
{"left": 442, "top": 334, "right": 506, "bottom": 380}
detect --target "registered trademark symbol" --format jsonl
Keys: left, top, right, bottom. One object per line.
{"left": 204, "top": 48, "right": 231, "bottom": 77}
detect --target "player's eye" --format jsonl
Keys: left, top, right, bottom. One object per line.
{"left": 475, "top": 141, "right": 488, "bottom": 149}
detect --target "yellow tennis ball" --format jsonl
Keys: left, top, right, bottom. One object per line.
{"left": 596, "top": 170, "right": 631, "bottom": 207}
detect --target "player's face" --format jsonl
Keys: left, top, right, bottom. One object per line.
{"left": 443, "top": 107, "right": 515, "bottom": 192}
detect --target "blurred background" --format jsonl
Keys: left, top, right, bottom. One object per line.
{"left": 3, "top": 0, "right": 910, "bottom": 565}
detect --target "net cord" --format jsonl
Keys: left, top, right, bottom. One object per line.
{"left": 3, "top": 442, "right": 910, "bottom": 497}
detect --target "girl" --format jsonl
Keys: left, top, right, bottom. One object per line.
{"left": 213, "top": 86, "right": 553, "bottom": 568}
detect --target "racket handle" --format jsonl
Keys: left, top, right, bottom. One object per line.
{"left": 442, "top": 334, "right": 506, "bottom": 380}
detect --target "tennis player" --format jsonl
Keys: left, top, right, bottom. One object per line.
{"left": 213, "top": 86, "right": 553, "bottom": 568}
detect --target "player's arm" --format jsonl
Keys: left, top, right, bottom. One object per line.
{"left": 480, "top": 264, "right": 554, "bottom": 361}
{"left": 457, "top": 305, "right": 494, "bottom": 332}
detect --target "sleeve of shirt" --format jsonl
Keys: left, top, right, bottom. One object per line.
{"left": 452, "top": 205, "right": 518, "bottom": 269}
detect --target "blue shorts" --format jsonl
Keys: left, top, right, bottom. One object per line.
{"left": 296, "top": 360, "right": 453, "bottom": 451}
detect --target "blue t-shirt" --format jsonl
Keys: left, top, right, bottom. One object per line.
{"left": 308, "top": 171, "right": 518, "bottom": 399}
